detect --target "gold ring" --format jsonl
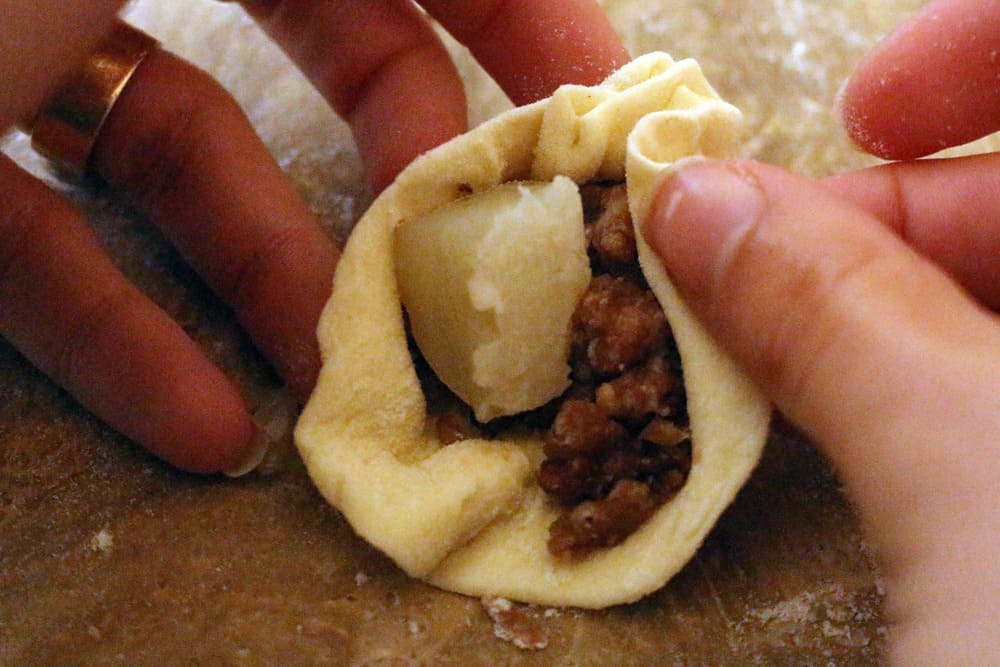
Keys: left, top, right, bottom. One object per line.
{"left": 29, "top": 21, "right": 159, "bottom": 177}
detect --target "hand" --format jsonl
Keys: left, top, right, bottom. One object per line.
{"left": 0, "top": 1, "right": 629, "bottom": 473}
{"left": 642, "top": 0, "right": 1000, "bottom": 663}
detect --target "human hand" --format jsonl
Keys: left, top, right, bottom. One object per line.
{"left": 0, "top": 1, "right": 628, "bottom": 473}
{"left": 831, "top": 0, "right": 1000, "bottom": 312}
{"left": 642, "top": 0, "right": 1000, "bottom": 663}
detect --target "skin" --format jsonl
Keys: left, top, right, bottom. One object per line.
{"left": 643, "top": 1, "right": 1000, "bottom": 663}
{"left": 0, "top": 0, "right": 995, "bottom": 661}
{"left": 837, "top": 0, "right": 1000, "bottom": 160}
{"left": 0, "top": 0, "right": 629, "bottom": 472}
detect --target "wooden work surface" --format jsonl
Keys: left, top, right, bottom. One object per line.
{"left": 5, "top": 0, "right": 983, "bottom": 663}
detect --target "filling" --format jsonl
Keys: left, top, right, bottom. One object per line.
{"left": 540, "top": 183, "right": 691, "bottom": 558}
{"left": 408, "top": 183, "right": 691, "bottom": 559}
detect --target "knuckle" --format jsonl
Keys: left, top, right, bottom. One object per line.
{"left": 104, "top": 61, "right": 245, "bottom": 213}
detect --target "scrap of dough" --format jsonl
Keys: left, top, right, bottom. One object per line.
{"left": 295, "top": 53, "right": 771, "bottom": 608}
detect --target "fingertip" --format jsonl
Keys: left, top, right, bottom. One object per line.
{"left": 421, "top": 0, "right": 629, "bottom": 106}
{"left": 837, "top": 51, "right": 921, "bottom": 161}
{"left": 80, "top": 308, "right": 261, "bottom": 476}
{"left": 835, "top": 72, "right": 891, "bottom": 160}
{"left": 837, "top": 0, "right": 1000, "bottom": 159}
{"left": 643, "top": 159, "right": 766, "bottom": 305}
{"left": 139, "top": 367, "right": 257, "bottom": 475}
{"left": 222, "top": 423, "right": 272, "bottom": 478}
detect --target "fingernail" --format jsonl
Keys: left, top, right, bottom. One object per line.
{"left": 642, "top": 160, "right": 765, "bottom": 300}
{"left": 223, "top": 424, "right": 272, "bottom": 478}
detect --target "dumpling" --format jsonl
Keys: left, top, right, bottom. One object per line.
{"left": 295, "top": 53, "right": 770, "bottom": 609}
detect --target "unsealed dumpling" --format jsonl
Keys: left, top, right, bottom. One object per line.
{"left": 295, "top": 53, "right": 770, "bottom": 608}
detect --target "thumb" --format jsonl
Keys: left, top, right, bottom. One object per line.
{"left": 643, "top": 159, "right": 1000, "bottom": 661}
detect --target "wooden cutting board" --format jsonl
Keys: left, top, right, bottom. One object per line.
{"left": 3, "top": 0, "right": 952, "bottom": 663}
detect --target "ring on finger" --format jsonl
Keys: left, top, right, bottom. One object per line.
{"left": 29, "top": 20, "right": 159, "bottom": 178}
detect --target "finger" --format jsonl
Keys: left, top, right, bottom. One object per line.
{"left": 418, "top": 0, "right": 630, "bottom": 105}
{"left": 643, "top": 160, "right": 1000, "bottom": 659}
{"left": 244, "top": 0, "right": 468, "bottom": 192}
{"left": 0, "top": 156, "right": 256, "bottom": 474}
{"left": 824, "top": 153, "right": 1000, "bottom": 310}
{"left": 839, "top": 0, "right": 1000, "bottom": 159}
{"left": 90, "top": 47, "right": 340, "bottom": 399}
{"left": 642, "top": 159, "right": 1000, "bottom": 547}
{"left": 2, "top": 0, "right": 125, "bottom": 132}
{"left": 236, "top": 0, "right": 628, "bottom": 191}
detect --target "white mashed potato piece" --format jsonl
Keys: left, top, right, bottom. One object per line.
{"left": 394, "top": 177, "right": 589, "bottom": 422}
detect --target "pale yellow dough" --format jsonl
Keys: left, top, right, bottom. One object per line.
{"left": 295, "top": 53, "right": 771, "bottom": 608}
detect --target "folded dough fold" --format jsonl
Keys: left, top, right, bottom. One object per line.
{"left": 295, "top": 53, "right": 770, "bottom": 608}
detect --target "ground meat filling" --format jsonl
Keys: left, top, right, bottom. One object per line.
{"left": 540, "top": 183, "right": 690, "bottom": 558}
{"left": 415, "top": 182, "right": 691, "bottom": 559}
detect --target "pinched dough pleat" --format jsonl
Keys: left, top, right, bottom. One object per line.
{"left": 295, "top": 53, "right": 770, "bottom": 607}
{"left": 533, "top": 57, "right": 732, "bottom": 183}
